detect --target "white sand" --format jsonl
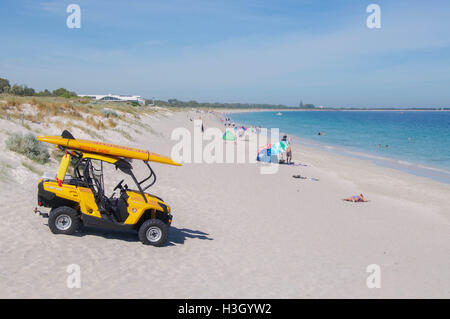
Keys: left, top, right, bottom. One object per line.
{"left": 0, "top": 109, "right": 449, "bottom": 298}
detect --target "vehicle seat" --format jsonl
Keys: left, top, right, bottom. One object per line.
{"left": 115, "top": 197, "right": 129, "bottom": 223}
{"left": 104, "top": 194, "right": 129, "bottom": 223}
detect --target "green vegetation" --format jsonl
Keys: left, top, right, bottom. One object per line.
{"left": 0, "top": 76, "right": 76, "bottom": 97}
{"left": 5, "top": 133, "right": 50, "bottom": 164}
{"left": 52, "top": 88, "right": 77, "bottom": 98}
{"left": 0, "top": 78, "right": 11, "bottom": 94}
{"left": 149, "top": 98, "right": 315, "bottom": 109}
{"left": 101, "top": 109, "right": 119, "bottom": 118}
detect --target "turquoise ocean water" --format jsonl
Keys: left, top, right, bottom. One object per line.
{"left": 229, "top": 111, "right": 450, "bottom": 184}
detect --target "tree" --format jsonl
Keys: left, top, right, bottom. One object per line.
{"left": 0, "top": 78, "right": 10, "bottom": 93}
{"left": 53, "top": 88, "right": 69, "bottom": 96}
{"left": 53, "top": 88, "right": 77, "bottom": 98}
{"left": 10, "top": 84, "right": 24, "bottom": 95}
{"left": 23, "top": 85, "right": 35, "bottom": 96}
{"left": 35, "top": 89, "right": 52, "bottom": 96}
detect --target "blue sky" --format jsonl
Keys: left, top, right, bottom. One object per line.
{"left": 1, "top": 0, "right": 449, "bottom": 107}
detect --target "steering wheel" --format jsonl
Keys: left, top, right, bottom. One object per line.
{"left": 113, "top": 179, "right": 125, "bottom": 192}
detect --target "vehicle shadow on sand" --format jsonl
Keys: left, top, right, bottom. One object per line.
{"left": 167, "top": 227, "right": 213, "bottom": 246}
{"left": 64, "top": 225, "right": 213, "bottom": 246}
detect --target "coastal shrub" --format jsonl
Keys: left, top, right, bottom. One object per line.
{"left": 5, "top": 133, "right": 50, "bottom": 164}
{"left": 31, "top": 99, "right": 81, "bottom": 119}
{"left": 85, "top": 116, "right": 106, "bottom": 130}
{"left": 107, "top": 118, "right": 117, "bottom": 128}
{"left": 101, "top": 109, "right": 119, "bottom": 118}
{"left": 6, "top": 97, "right": 20, "bottom": 109}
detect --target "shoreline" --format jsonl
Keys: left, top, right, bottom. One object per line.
{"left": 224, "top": 111, "right": 450, "bottom": 185}
{"left": 217, "top": 108, "right": 450, "bottom": 113}
{"left": 294, "top": 136, "right": 450, "bottom": 185}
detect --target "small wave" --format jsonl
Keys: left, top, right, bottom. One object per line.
{"left": 416, "top": 163, "right": 450, "bottom": 175}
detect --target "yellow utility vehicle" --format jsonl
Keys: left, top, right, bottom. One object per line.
{"left": 36, "top": 130, "right": 181, "bottom": 246}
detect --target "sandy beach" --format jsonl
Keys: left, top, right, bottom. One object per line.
{"left": 0, "top": 108, "right": 449, "bottom": 299}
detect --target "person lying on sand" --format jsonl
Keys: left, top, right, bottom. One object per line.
{"left": 343, "top": 194, "right": 369, "bottom": 202}
{"left": 292, "top": 175, "right": 319, "bottom": 181}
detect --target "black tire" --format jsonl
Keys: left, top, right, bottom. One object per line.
{"left": 48, "top": 206, "right": 80, "bottom": 235}
{"left": 138, "top": 219, "right": 168, "bottom": 246}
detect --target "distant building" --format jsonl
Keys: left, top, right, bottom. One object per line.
{"left": 78, "top": 94, "right": 145, "bottom": 105}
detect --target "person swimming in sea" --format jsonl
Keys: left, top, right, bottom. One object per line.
{"left": 343, "top": 194, "right": 369, "bottom": 202}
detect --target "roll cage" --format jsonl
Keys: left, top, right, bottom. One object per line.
{"left": 71, "top": 152, "right": 156, "bottom": 203}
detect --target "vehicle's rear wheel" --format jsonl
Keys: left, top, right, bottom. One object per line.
{"left": 48, "top": 206, "right": 80, "bottom": 235}
{"left": 138, "top": 219, "right": 168, "bottom": 246}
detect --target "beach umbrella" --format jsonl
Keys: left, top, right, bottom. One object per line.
{"left": 223, "top": 130, "right": 235, "bottom": 141}
{"left": 280, "top": 141, "right": 289, "bottom": 151}
{"left": 256, "top": 144, "right": 279, "bottom": 163}
{"left": 269, "top": 141, "right": 289, "bottom": 155}
{"left": 258, "top": 143, "right": 271, "bottom": 153}
{"left": 256, "top": 146, "right": 272, "bottom": 163}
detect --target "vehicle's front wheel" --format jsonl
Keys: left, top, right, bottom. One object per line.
{"left": 48, "top": 206, "right": 80, "bottom": 235}
{"left": 138, "top": 219, "right": 168, "bottom": 246}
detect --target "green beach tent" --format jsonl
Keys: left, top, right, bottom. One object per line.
{"left": 223, "top": 130, "right": 235, "bottom": 141}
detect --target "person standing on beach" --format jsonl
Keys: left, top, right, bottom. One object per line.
{"left": 286, "top": 137, "right": 292, "bottom": 164}
{"left": 286, "top": 144, "right": 292, "bottom": 164}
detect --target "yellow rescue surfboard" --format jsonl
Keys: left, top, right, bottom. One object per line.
{"left": 37, "top": 136, "right": 181, "bottom": 166}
